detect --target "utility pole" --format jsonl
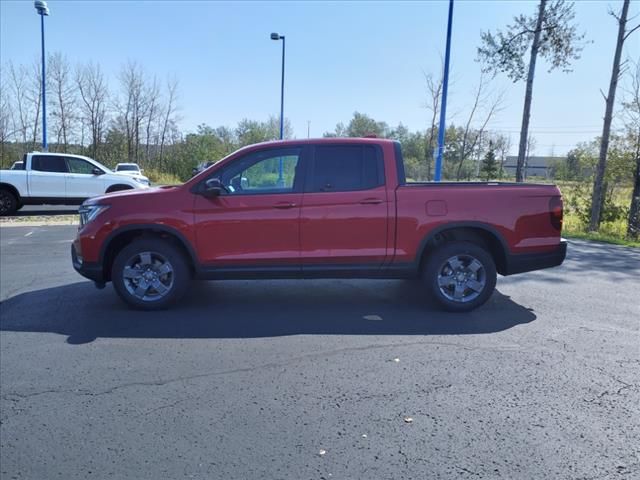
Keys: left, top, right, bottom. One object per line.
{"left": 35, "top": 1, "right": 50, "bottom": 151}
{"left": 434, "top": 0, "right": 454, "bottom": 181}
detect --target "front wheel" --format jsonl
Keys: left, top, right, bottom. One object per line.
{"left": 423, "top": 241, "right": 497, "bottom": 312}
{"left": 111, "top": 238, "right": 191, "bottom": 310}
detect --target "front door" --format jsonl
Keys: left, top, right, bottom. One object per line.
{"left": 193, "top": 146, "right": 307, "bottom": 267}
{"left": 65, "top": 156, "right": 105, "bottom": 199}
{"left": 300, "top": 144, "right": 389, "bottom": 268}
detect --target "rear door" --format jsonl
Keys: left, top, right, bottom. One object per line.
{"left": 193, "top": 146, "right": 307, "bottom": 267}
{"left": 28, "top": 155, "right": 68, "bottom": 198}
{"left": 300, "top": 144, "right": 389, "bottom": 268}
{"left": 65, "top": 157, "right": 105, "bottom": 199}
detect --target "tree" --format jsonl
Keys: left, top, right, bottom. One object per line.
{"left": 478, "top": 0, "right": 586, "bottom": 182}
{"left": 326, "top": 112, "right": 389, "bottom": 138}
{"left": 7, "top": 62, "right": 32, "bottom": 145}
{"left": 159, "top": 77, "right": 179, "bottom": 165}
{"left": 48, "top": 53, "right": 76, "bottom": 150}
{"left": 480, "top": 142, "right": 499, "bottom": 180}
{"left": 454, "top": 72, "right": 504, "bottom": 180}
{"left": 423, "top": 71, "right": 442, "bottom": 181}
{"left": 116, "top": 61, "right": 149, "bottom": 162}
{"left": 623, "top": 60, "right": 640, "bottom": 238}
{"left": 76, "top": 61, "right": 109, "bottom": 160}
{"left": 590, "top": 0, "right": 638, "bottom": 231}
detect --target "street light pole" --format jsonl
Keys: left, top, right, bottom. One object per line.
{"left": 35, "top": 1, "right": 49, "bottom": 151}
{"left": 271, "top": 32, "right": 286, "bottom": 186}
{"left": 434, "top": 0, "right": 454, "bottom": 182}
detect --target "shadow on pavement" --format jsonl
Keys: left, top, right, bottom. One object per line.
{"left": 0, "top": 279, "right": 536, "bottom": 344}
{"left": 13, "top": 209, "right": 78, "bottom": 217}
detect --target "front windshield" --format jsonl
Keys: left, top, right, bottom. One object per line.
{"left": 117, "top": 165, "right": 139, "bottom": 171}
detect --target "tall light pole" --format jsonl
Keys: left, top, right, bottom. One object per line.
{"left": 434, "top": 0, "right": 454, "bottom": 182}
{"left": 35, "top": 0, "right": 49, "bottom": 151}
{"left": 271, "top": 32, "right": 285, "bottom": 186}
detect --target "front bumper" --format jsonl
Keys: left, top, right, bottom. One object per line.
{"left": 71, "top": 243, "right": 105, "bottom": 283}
{"left": 503, "top": 239, "right": 567, "bottom": 276}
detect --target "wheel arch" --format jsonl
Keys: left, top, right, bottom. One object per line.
{"left": 100, "top": 224, "right": 198, "bottom": 281}
{"left": 105, "top": 184, "right": 135, "bottom": 193}
{"left": 0, "top": 183, "right": 22, "bottom": 203}
{"left": 416, "top": 222, "right": 509, "bottom": 275}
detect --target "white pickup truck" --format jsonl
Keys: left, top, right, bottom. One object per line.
{"left": 0, "top": 152, "right": 149, "bottom": 215}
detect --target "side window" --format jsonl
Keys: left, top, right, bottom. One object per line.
{"left": 66, "top": 157, "right": 96, "bottom": 174}
{"left": 310, "top": 145, "right": 384, "bottom": 192}
{"left": 218, "top": 148, "right": 303, "bottom": 195}
{"left": 31, "top": 155, "right": 68, "bottom": 173}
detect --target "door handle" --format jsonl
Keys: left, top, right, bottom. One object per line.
{"left": 273, "top": 202, "right": 297, "bottom": 209}
{"left": 360, "top": 198, "right": 383, "bottom": 205}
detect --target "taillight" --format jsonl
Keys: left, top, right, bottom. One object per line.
{"left": 549, "top": 196, "right": 563, "bottom": 230}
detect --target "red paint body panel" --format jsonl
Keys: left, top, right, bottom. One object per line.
{"left": 73, "top": 138, "right": 564, "bottom": 280}
{"left": 193, "top": 193, "right": 302, "bottom": 265}
{"left": 300, "top": 186, "right": 389, "bottom": 265}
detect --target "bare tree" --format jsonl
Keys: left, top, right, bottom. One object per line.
{"left": 27, "top": 60, "right": 43, "bottom": 149}
{"left": 590, "top": 0, "right": 638, "bottom": 231}
{"left": 7, "top": 62, "right": 31, "bottom": 145}
{"left": 48, "top": 52, "right": 76, "bottom": 150}
{"left": 623, "top": 59, "right": 640, "bottom": 238}
{"left": 454, "top": 73, "right": 505, "bottom": 180}
{"left": 493, "top": 133, "right": 511, "bottom": 178}
{"left": 423, "top": 71, "right": 442, "bottom": 181}
{"left": 116, "top": 61, "right": 149, "bottom": 162}
{"left": 76, "top": 61, "right": 109, "bottom": 159}
{"left": 478, "top": 0, "right": 586, "bottom": 182}
{"left": 143, "top": 76, "right": 161, "bottom": 165}
{"left": 159, "top": 77, "right": 179, "bottom": 166}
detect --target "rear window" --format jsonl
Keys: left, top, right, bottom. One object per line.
{"left": 31, "top": 155, "right": 68, "bottom": 173}
{"left": 310, "top": 145, "right": 384, "bottom": 192}
{"left": 117, "top": 165, "right": 139, "bottom": 171}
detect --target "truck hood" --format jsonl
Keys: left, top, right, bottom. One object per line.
{"left": 111, "top": 171, "right": 150, "bottom": 184}
{"left": 84, "top": 185, "right": 180, "bottom": 205}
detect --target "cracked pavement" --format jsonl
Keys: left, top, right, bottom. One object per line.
{"left": 1, "top": 225, "right": 639, "bottom": 479}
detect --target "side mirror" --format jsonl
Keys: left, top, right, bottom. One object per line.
{"left": 202, "top": 178, "right": 226, "bottom": 197}
{"left": 92, "top": 167, "right": 104, "bottom": 175}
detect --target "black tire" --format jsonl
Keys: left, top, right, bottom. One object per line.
{"left": 111, "top": 237, "right": 191, "bottom": 310}
{"left": 423, "top": 241, "right": 497, "bottom": 312}
{"left": 0, "top": 189, "right": 18, "bottom": 216}
{"left": 106, "top": 184, "right": 134, "bottom": 194}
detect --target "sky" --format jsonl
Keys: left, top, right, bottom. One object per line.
{"left": 1, "top": 0, "right": 639, "bottom": 156}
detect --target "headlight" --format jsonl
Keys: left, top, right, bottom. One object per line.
{"left": 134, "top": 177, "right": 150, "bottom": 186}
{"left": 79, "top": 204, "right": 110, "bottom": 227}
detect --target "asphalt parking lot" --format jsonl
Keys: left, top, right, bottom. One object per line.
{"left": 1, "top": 225, "right": 639, "bottom": 479}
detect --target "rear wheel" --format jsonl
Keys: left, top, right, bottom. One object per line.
{"left": 0, "top": 189, "right": 18, "bottom": 216}
{"left": 423, "top": 241, "right": 496, "bottom": 312}
{"left": 111, "top": 238, "right": 191, "bottom": 310}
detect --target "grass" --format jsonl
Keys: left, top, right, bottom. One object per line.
{"left": 558, "top": 182, "right": 640, "bottom": 247}
{"left": 145, "top": 169, "right": 183, "bottom": 186}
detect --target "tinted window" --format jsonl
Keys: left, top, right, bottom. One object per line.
{"left": 218, "top": 148, "right": 302, "bottom": 195}
{"left": 310, "top": 145, "right": 383, "bottom": 192}
{"left": 31, "top": 155, "right": 68, "bottom": 173}
{"left": 117, "top": 165, "right": 139, "bottom": 171}
{"left": 66, "top": 157, "right": 96, "bottom": 174}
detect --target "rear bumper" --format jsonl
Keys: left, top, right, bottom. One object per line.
{"left": 503, "top": 239, "right": 567, "bottom": 276}
{"left": 71, "top": 244, "right": 105, "bottom": 283}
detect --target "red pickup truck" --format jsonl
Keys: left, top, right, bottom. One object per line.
{"left": 72, "top": 138, "right": 566, "bottom": 312}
